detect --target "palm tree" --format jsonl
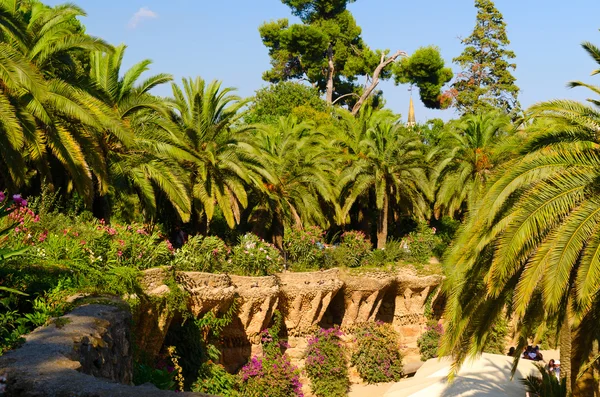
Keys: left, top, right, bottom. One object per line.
{"left": 88, "top": 45, "right": 190, "bottom": 221}
{"left": 338, "top": 109, "right": 429, "bottom": 248}
{"left": 0, "top": 0, "right": 115, "bottom": 200}
{"left": 440, "top": 39, "right": 600, "bottom": 396}
{"left": 433, "top": 111, "right": 513, "bottom": 218}
{"left": 168, "top": 77, "right": 251, "bottom": 231}
{"left": 244, "top": 116, "right": 337, "bottom": 249}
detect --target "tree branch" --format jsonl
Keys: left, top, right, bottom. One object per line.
{"left": 351, "top": 50, "right": 407, "bottom": 116}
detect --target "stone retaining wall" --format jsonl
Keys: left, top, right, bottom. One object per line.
{"left": 0, "top": 302, "right": 211, "bottom": 397}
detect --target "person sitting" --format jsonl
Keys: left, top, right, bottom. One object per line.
{"left": 533, "top": 346, "right": 544, "bottom": 361}
{"left": 507, "top": 347, "right": 516, "bottom": 357}
{"left": 553, "top": 360, "right": 561, "bottom": 379}
{"left": 523, "top": 345, "right": 533, "bottom": 360}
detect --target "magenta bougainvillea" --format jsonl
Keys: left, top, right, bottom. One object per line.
{"left": 304, "top": 327, "right": 349, "bottom": 397}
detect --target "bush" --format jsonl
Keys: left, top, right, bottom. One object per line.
{"left": 400, "top": 222, "right": 441, "bottom": 264}
{"left": 304, "top": 327, "right": 349, "bottom": 397}
{"left": 326, "top": 231, "right": 372, "bottom": 268}
{"left": 361, "top": 239, "right": 405, "bottom": 268}
{"left": 351, "top": 322, "right": 403, "bottom": 383}
{"left": 284, "top": 226, "right": 326, "bottom": 271}
{"left": 417, "top": 322, "right": 443, "bottom": 361}
{"left": 238, "top": 312, "right": 303, "bottom": 397}
{"left": 173, "top": 235, "right": 230, "bottom": 273}
{"left": 230, "top": 233, "right": 283, "bottom": 276}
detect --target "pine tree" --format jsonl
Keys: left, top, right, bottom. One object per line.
{"left": 452, "top": 0, "right": 520, "bottom": 115}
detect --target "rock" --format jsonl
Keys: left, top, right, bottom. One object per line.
{"left": 0, "top": 303, "right": 213, "bottom": 397}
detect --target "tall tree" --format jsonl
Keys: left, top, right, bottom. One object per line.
{"left": 244, "top": 116, "right": 337, "bottom": 249}
{"left": 452, "top": 0, "right": 520, "bottom": 115}
{"left": 89, "top": 45, "right": 191, "bottom": 222}
{"left": 168, "top": 77, "right": 252, "bottom": 231}
{"left": 338, "top": 108, "right": 429, "bottom": 248}
{"left": 440, "top": 39, "right": 600, "bottom": 396}
{"left": 434, "top": 111, "right": 512, "bottom": 218}
{"left": 259, "top": 0, "right": 371, "bottom": 105}
{"left": 259, "top": 0, "right": 452, "bottom": 112}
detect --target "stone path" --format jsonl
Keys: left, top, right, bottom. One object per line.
{"left": 350, "top": 351, "right": 559, "bottom": 397}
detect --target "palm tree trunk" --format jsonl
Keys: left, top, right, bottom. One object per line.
{"left": 560, "top": 301, "right": 573, "bottom": 394}
{"left": 376, "top": 194, "right": 388, "bottom": 249}
{"left": 272, "top": 211, "right": 285, "bottom": 252}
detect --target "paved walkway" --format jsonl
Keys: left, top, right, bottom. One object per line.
{"left": 350, "top": 351, "right": 559, "bottom": 397}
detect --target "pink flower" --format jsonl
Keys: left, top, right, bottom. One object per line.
{"left": 0, "top": 191, "right": 5, "bottom": 202}
{"left": 117, "top": 250, "right": 123, "bottom": 257}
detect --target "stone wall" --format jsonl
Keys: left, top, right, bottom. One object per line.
{"left": 0, "top": 302, "right": 211, "bottom": 397}
{"left": 137, "top": 268, "right": 443, "bottom": 371}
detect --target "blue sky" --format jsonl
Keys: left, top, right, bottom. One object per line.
{"left": 46, "top": 0, "right": 600, "bottom": 122}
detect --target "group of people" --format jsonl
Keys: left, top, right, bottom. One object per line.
{"left": 507, "top": 345, "right": 561, "bottom": 379}
{"left": 522, "top": 345, "right": 544, "bottom": 361}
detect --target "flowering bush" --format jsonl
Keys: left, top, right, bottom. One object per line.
{"left": 284, "top": 226, "right": 326, "bottom": 271}
{"left": 304, "top": 327, "right": 349, "bottom": 397}
{"left": 326, "top": 230, "right": 372, "bottom": 268}
{"left": 417, "top": 322, "right": 443, "bottom": 361}
{"left": 230, "top": 233, "right": 282, "bottom": 276}
{"left": 238, "top": 354, "right": 303, "bottom": 397}
{"left": 238, "top": 311, "right": 303, "bottom": 397}
{"left": 351, "top": 322, "right": 403, "bottom": 383}
{"left": 173, "top": 235, "right": 230, "bottom": 273}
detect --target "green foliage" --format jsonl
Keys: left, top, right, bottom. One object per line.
{"left": 521, "top": 364, "right": 567, "bottom": 397}
{"left": 452, "top": 0, "right": 520, "bottom": 115}
{"left": 483, "top": 316, "right": 509, "bottom": 355}
{"left": 417, "top": 322, "right": 443, "bottom": 361}
{"left": 189, "top": 299, "right": 239, "bottom": 395}
{"left": 172, "top": 235, "right": 230, "bottom": 273}
{"left": 305, "top": 327, "right": 350, "bottom": 397}
{"left": 326, "top": 230, "right": 371, "bottom": 268}
{"left": 191, "top": 362, "right": 239, "bottom": 396}
{"left": 238, "top": 312, "right": 303, "bottom": 397}
{"left": 394, "top": 46, "right": 453, "bottom": 109}
{"left": 439, "top": 37, "right": 600, "bottom": 379}
{"left": 434, "top": 111, "right": 513, "bottom": 218}
{"left": 133, "top": 363, "right": 177, "bottom": 390}
{"left": 351, "top": 322, "right": 403, "bottom": 383}
{"left": 245, "top": 82, "right": 330, "bottom": 126}
{"left": 230, "top": 233, "right": 283, "bottom": 276}
{"left": 284, "top": 226, "right": 326, "bottom": 271}
{"left": 401, "top": 222, "right": 441, "bottom": 264}
{"left": 259, "top": 0, "right": 371, "bottom": 104}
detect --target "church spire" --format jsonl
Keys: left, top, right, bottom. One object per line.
{"left": 406, "top": 96, "right": 416, "bottom": 128}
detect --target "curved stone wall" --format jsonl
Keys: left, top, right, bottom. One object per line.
{"left": 136, "top": 268, "right": 443, "bottom": 369}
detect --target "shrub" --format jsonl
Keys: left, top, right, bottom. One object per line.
{"left": 326, "top": 231, "right": 372, "bottom": 268}
{"left": 400, "top": 222, "right": 441, "bottom": 264}
{"left": 284, "top": 226, "right": 326, "bottom": 271}
{"left": 191, "top": 362, "right": 238, "bottom": 396}
{"left": 133, "top": 363, "right": 176, "bottom": 391}
{"left": 417, "top": 322, "right": 443, "bottom": 361}
{"left": 351, "top": 322, "right": 403, "bottom": 383}
{"left": 361, "top": 239, "right": 405, "bottom": 268}
{"left": 238, "top": 311, "right": 303, "bottom": 397}
{"left": 230, "top": 233, "right": 283, "bottom": 276}
{"left": 304, "top": 327, "right": 349, "bottom": 397}
{"left": 238, "top": 354, "right": 303, "bottom": 397}
{"left": 173, "top": 235, "right": 230, "bottom": 273}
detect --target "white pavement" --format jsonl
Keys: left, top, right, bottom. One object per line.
{"left": 350, "top": 352, "right": 559, "bottom": 397}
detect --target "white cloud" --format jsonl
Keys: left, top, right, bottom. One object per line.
{"left": 128, "top": 7, "right": 158, "bottom": 29}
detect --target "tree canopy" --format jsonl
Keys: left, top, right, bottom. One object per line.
{"left": 452, "top": 0, "right": 520, "bottom": 115}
